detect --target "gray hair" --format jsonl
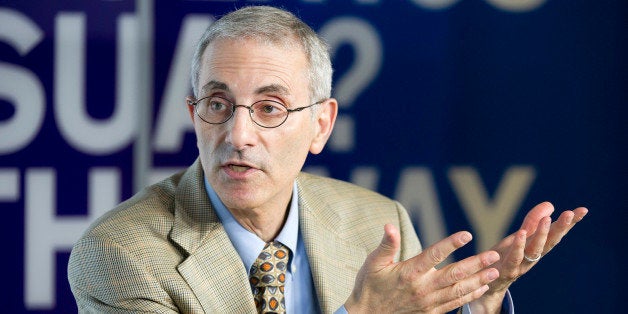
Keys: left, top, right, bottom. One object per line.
{"left": 190, "top": 6, "right": 333, "bottom": 103}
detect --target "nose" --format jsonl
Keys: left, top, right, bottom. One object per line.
{"left": 225, "top": 106, "right": 257, "bottom": 150}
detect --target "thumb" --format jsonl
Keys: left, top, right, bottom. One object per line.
{"left": 367, "top": 224, "right": 401, "bottom": 269}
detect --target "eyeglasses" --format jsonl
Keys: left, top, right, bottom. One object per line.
{"left": 187, "top": 96, "right": 324, "bottom": 128}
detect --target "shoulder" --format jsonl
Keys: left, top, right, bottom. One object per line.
{"left": 68, "top": 170, "right": 186, "bottom": 305}
{"left": 296, "top": 172, "right": 421, "bottom": 257}
{"left": 69, "top": 165, "right": 196, "bottom": 272}
{"left": 82, "top": 169, "right": 185, "bottom": 241}
{"left": 68, "top": 163, "right": 206, "bottom": 310}
{"left": 296, "top": 172, "right": 402, "bottom": 236}
{"left": 297, "top": 172, "right": 392, "bottom": 201}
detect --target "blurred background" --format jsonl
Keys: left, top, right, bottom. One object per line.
{"left": 1, "top": 0, "right": 625, "bottom": 312}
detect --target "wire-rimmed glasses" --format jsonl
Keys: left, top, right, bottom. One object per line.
{"left": 187, "top": 96, "right": 324, "bottom": 128}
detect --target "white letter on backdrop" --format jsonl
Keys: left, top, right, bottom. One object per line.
{"left": 0, "top": 8, "right": 45, "bottom": 154}
{"left": 448, "top": 166, "right": 536, "bottom": 251}
{"left": 54, "top": 13, "right": 137, "bottom": 155}
{"left": 319, "top": 17, "right": 383, "bottom": 152}
{"left": 25, "top": 168, "right": 119, "bottom": 309}
{"left": 395, "top": 167, "right": 450, "bottom": 261}
{"left": 154, "top": 15, "right": 213, "bottom": 153}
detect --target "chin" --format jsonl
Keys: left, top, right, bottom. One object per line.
{"left": 218, "top": 187, "right": 262, "bottom": 209}
{"left": 224, "top": 199, "right": 262, "bottom": 213}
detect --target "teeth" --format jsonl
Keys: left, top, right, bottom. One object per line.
{"left": 230, "top": 165, "right": 249, "bottom": 173}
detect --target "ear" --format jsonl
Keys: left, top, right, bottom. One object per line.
{"left": 309, "top": 98, "right": 338, "bottom": 155}
{"left": 186, "top": 96, "right": 196, "bottom": 124}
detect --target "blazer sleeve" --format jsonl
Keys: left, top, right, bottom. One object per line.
{"left": 394, "top": 201, "right": 423, "bottom": 261}
{"left": 68, "top": 235, "right": 179, "bottom": 314}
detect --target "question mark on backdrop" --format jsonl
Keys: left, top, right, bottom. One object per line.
{"left": 319, "top": 17, "right": 383, "bottom": 152}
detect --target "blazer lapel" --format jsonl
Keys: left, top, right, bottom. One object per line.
{"left": 169, "top": 160, "right": 256, "bottom": 313}
{"left": 177, "top": 228, "right": 255, "bottom": 313}
{"left": 297, "top": 175, "right": 369, "bottom": 314}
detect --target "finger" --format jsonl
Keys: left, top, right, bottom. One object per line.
{"left": 573, "top": 207, "right": 589, "bottom": 222}
{"left": 500, "top": 230, "right": 527, "bottom": 281}
{"left": 434, "top": 250, "right": 500, "bottom": 289}
{"left": 554, "top": 207, "right": 588, "bottom": 234}
{"left": 436, "top": 284, "right": 490, "bottom": 314}
{"left": 412, "top": 231, "right": 473, "bottom": 272}
{"left": 366, "top": 224, "right": 401, "bottom": 269}
{"left": 523, "top": 216, "right": 551, "bottom": 263}
{"left": 520, "top": 202, "right": 554, "bottom": 235}
{"left": 543, "top": 207, "right": 588, "bottom": 253}
{"left": 434, "top": 267, "right": 499, "bottom": 313}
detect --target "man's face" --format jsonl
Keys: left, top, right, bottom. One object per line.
{"left": 189, "top": 38, "right": 335, "bottom": 215}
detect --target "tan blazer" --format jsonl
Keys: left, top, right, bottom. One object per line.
{"left": 68, "top": 159, "right": 422, "bottom": 313}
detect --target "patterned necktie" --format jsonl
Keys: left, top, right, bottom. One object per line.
{"left": 249, "top": 241, "right": 289, "bottom": 313}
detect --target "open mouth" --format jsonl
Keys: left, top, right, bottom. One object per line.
{"left": 229, "top": 165, "right": 251, "bottom": 173}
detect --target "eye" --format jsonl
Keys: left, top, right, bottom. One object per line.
{"left": 253, "top": 100, "right": 286, "bottom": 117}
{"left": 261, "top": 104, "right": 278, "bottom": 114}
{"left": 207, "top": 97, "right": 230, "bottom": 112}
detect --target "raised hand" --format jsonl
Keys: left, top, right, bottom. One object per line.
{"left": 345, "top": 224, "right": 501, "bottom": 314}
{"left": 470, "top": 202, "right": 588, "bottom": 313}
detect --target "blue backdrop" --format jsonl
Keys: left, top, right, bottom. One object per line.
{"left": 1, "top": 0, "right": 625, "bottom": 312}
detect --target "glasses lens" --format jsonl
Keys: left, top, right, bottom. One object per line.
{"left": 196, "top": 97, "right": 232, "bottom": 124}
{"left": 251, "top": 100, "right": 288, "bottom": 127}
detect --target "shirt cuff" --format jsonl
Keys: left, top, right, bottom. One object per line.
{"left": 461, "top": 290, "right": 515, "bottom": 314}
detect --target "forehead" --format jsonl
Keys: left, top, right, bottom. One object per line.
{"left": 198, "top": 38, "right": 309, "bottom": 97}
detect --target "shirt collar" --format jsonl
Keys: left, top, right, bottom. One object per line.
{"left": 204, "top": 177, "right": 299, "bottom": 272}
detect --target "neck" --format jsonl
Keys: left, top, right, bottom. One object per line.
{"left": 235, "top": 207, "right": 289, "bottom": 242}
{"left": 229, "top": 191, "right": 293, "bottom": 242}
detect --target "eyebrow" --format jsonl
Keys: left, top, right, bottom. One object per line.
{"left": 255, "top": 84, "right": 290, "bottom": 96}
{"left": 200, "top": 80, "right": 230, "bottom": 94}
{"left": 200, "top": 81, "right": 290, "bottom": 98}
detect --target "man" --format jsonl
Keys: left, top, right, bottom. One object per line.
{"left": 68, "top": 6, "right": 587, "bottom": 313}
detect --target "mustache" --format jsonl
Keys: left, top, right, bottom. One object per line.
{"left": 212, "top": 145, "right": 263, "bottom": 168}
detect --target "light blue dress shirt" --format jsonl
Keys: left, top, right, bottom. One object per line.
{"left": 205, "top": 178, "right": 320, "bottom": 313}
{"left": 461, "top": 290, "right": 514, "bottom": 314}
{"left": 204, "top": 177, "right": 513, "bottom": 314}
